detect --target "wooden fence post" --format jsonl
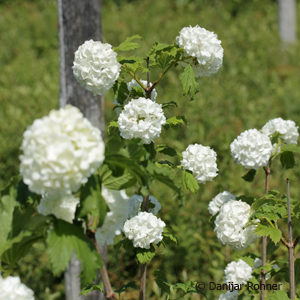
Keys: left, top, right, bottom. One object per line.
{"left": 278, "top": 0, "right": 297, "bottom": 45}
{"left": 58, "top": 0, "right": 106, "bottom": 299}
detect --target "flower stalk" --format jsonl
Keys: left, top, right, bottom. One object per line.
{"left": 286, "top": 179, "right": 295, "bottom": 299}
{"left": 260, "top": 165, "right": 270, "bottom": 300}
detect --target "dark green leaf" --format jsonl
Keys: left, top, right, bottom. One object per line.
{"left": 154, "top": 269, "right": 170, "bottom": 294}
{"left": 105, "top": 154, "right": 149, "bottom": 186}
{"left": 156, "top": 145, "right": 177, "bottom": 157}
{"left": 179, "top": 65, "right": 199, "bottom": 99}
{"left": 115, "top": 282, "right": 137, "bottom": 294}
{"left": 280, "top": 151, "right": 295, "bottom": 169}
{"left": 81, "top": 283, "right": 104, "bottom": 296}
{"left": 242, "top": 169, "right": 256, "bottom": 182}
{"left": 144, "top": 143, "right": 156, "bottom": 161}
{"left": 100, "top": 164, "right": 136, "bottom": 190}
{"left": 162, "top": 101, "right": 177, "bottom": 109}
{"left": 113, "top": 81, "right": 129, "bottom": 105}
{"left": 79, "top": 175, "right": 107, "bottom": 229}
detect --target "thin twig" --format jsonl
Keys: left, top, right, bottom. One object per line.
{"left": 87, "top": 230, "right": 116, "bottom": 299}
{"left": 260, "top": 165, "right": 270, "bottom": 300}
{"left": 139, "top": 195, "right": 150, "bottom": 299}
{"left": 139, "top": 264, "right": 147, "bottom": 300}
{"left": 287, "top": 179, "right": 295, "bottom": 299}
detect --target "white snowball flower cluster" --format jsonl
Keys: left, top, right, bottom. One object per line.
{"left": 261, "top": 118, "right": 299, "bottom": 145}
{"left": 230, "top": 129, "right": 273, "bottom": 170}
{"left": 118, "top": 97, "right": 166, "bottom": 144}
{"left": 38, "top": 194, "right": 79, "bottom": 223}
{"left": 0, "top": 275, "right": 34, "bottom": 300}
{"left": 20, "top": 105, "right": 105, "bottom": 198}
{"left": 181, "top": 144, "right": 218, "bottom": 183}
{"left": 73, "top": 40, "right": 121, "bottom": 95}
{"left": 219, "top": 291, "right": 238, "bottom": 300}
{"left": 127, "top": 79, "right": 157, "bottom": 101}
{"left": 123, "top": 212, "right": 165, "bottom": 249}
{"left": 224, "top": 259, "right": 253, "bottom": 284}
{"left": 96, "top": 188, "right": 132, "bottom": 247}
{"left": 176, "top": 25, "right": 223, "bottom": 77}
{"left": 214, "top": 200, "right": 258, "bottom": 249}
{"left": 208, "top": 191, "right": 236, "bottom": 216}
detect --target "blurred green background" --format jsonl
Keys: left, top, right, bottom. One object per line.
{"left": 1, "top": 0, "right": 300, "bottom": 299}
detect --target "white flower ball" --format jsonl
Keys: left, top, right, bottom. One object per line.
{"left": 73, "top": 40, "right": 121, "bottom": 95}
{"left": 219, "top": 291, "right": 238, "bottom": 300}
{"left": 181, "top": 144, "right": 218, "bottom": 183}
{"left": 127, "top": 79, "right": 157, "bottom": 101}
{"left": 214, "top": 200, "right": 258, "bottom": 249}
{"left": 261, "top": 118, "right": 299, "bottom": 145}
{"left": 123, "top": 212, "right": 165, "bottom": 249}
{"left": 208, "top": 191, "right": 236, "bottom": 216}
{"left": 38, "top": 194, "right": 79, "bottom": 223}
{"left": 96, "top": 188, "right": 131, "bottom": 247}
{"left": 118, "top": 97, "right": 166, "bottom": 144}
{"left": 0, "top": 275, "right": 34, "bottom": 300}
{"left": 230, "top": 129, "right": 273, "bottom": 170}
{"left": 20, "top": 105, "right": 105, "bottom": 196}
{"left": 96, "top": 187, "right": 153, "bottom": 248}
{"left": 224, "top": 259, "right": 253, "bottom": 284}
{"left": 176, "top": 25, "right": 223, "bottom": 77}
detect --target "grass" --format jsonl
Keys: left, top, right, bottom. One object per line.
{"left": 1, "top": 0, "right": 300, "bottom": 298}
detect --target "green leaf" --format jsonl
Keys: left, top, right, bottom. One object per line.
{"left": 144, "top": 143, "right": 156, "bottom": 161}
{"left": 107, "top": 121, "right": 119, "bottom": 133}
{"left": 280, "top": 151, "right": 295, "bottom": 169}
{"left": 113, "top": 81, "right": 129, "bottom": 105}
{"left": 136, "top": 246, "right": 155, "bottom": 264}
{"left": 0, "top": 193, "right": 18, "bottom": 249}
{"left": 114, "top": 35, "right": 142, "bottom": 52}
{"left": 255, "top": 224, "right": 282, "bottom": 244}
{"left": 280, "top": 144, "right": 300, "bottom": 154}
{"left": 242, "top": 169, "right": 256, "bottom": 182}
{"left": 165, "top": 116, "right": 186, "bottom": 128}
{"left": 105, "top": 154, "right": 149, "bottom": 186}
{"left": 156, "top": 145, "right": 177, "bottom": 157}
{"left": 181, "top": 170, "right": 199, "bottom": 193}
{"left": 179, "top": 65, "right": 199, "bottom": 99}
{"left": 81, "top": 283, "right": 104, "bottom": 296}
{"left": 79, "top": 175, "right": 107, "bottom": 229}
{"left": 154, "top": 269, "right": 171, "bottom": 294}
{"left": 162, "top": 101, "right": 177, "bottom": 109}
{"left": 46, "top": 220, "right": 102, "bottom": 286}
{"left": 100, "top": 164, "right": 136, "bottom": 190}
{"left": 115, "top": 281, "right": 137, "bottom": 294}
{"left": 162, "top": 229, "right": 177, "bottom": 246}
{"left": 266, "top": 291, "right": 290, "bottom": 300}
{"left": 147, "top": 162, "right": 182, "bottom": 198}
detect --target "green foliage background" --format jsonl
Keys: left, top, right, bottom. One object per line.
{"left": 0, "top": 0, "right": 300, "bottom": 299}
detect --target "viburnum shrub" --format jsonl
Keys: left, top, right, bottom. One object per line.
{"left": 0, "top": 24, "right": 299, "bottom": 300}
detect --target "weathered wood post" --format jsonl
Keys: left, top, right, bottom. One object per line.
{"left": 58, "top": 0, "right": 105, "bottom": 299}
{"left": 278, "top": 0, "right": 297, "bottom": 45}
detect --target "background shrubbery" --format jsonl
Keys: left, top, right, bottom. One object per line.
{"left": 1, "top": 0, "right": 300, "bottom": 298}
